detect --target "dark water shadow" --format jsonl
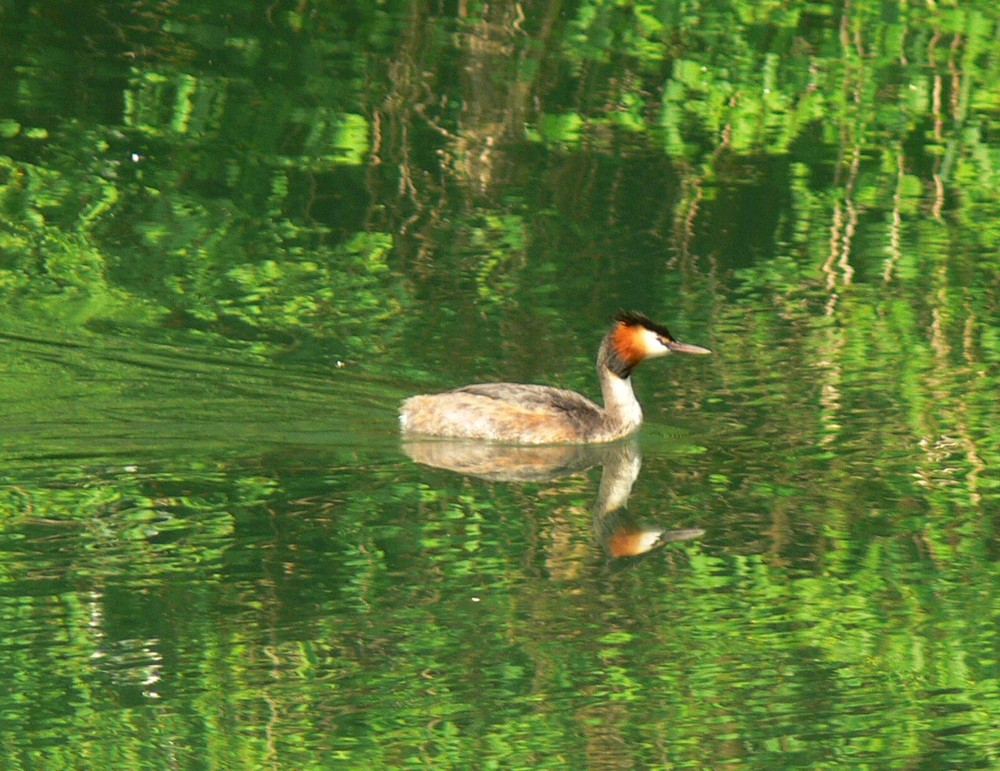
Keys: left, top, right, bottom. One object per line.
{"left": 0, "top": 326, "right": 406, "bottom": 469}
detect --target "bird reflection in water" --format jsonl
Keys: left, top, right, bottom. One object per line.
{"left": 401, "top": 437, "right": 703, "bottom": 559}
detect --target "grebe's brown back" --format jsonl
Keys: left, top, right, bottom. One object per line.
{"left": 399, "top": 311, "right": 710, "bottom": 445}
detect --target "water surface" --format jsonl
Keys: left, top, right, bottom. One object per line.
{"left": 1, "top": 1, "right": 999, "bottom": 768}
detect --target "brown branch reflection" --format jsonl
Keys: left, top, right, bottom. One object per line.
{"left": 402, "top": 437, "right": 703, "bottom": 559}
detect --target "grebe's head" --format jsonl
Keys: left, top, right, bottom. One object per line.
{"left": 604, "top": 310, "right": 711, "bottom": 378}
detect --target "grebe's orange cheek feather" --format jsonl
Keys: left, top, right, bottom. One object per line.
{"left": 610, "top": 322, "right": 650, "bottom": 368}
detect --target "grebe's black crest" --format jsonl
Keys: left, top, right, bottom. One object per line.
{"left": 614, "top": 310, "right": 677, "bottom": 342}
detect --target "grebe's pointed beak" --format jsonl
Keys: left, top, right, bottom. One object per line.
{"left": 666, "top": 339, "right": 711, "bottom": 355}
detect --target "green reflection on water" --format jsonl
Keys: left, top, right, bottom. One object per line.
{"left": 1, "top": 0, "right": 999, "bottom": 768}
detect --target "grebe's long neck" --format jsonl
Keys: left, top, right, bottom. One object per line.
{"left": 596, "top": 337, "right": 643, "bottom": 437}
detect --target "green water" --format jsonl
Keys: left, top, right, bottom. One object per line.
{"left": 2, "top": 1, "right": 999, "bottom": 767}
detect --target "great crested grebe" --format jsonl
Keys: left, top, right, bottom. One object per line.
{"left": 399, "top": 311, "right": 710, "bottom": 444}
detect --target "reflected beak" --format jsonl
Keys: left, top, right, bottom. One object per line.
{"left": 667, "top": 339, "right": 712, "bottom": 355}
